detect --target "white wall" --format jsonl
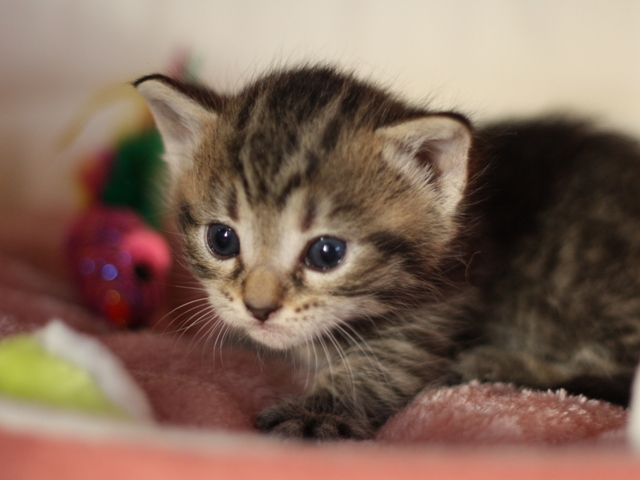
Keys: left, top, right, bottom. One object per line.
{"left": 1, "top": 0, "right": 639, "bottom": 210}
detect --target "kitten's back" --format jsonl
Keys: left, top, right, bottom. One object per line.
{"left": 460, "top": 119, "right": 640, "bottom": 405}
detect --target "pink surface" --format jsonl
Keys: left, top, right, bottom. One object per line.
{"left": 0, "top": 210, "right": 638, "bottom": 478}
{"left": 3, "top": 427, "right": 640, "bottom": 480}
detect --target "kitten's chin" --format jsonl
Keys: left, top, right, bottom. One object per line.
{"left": 245, "top": 324, "right": 307, "bottom": 351}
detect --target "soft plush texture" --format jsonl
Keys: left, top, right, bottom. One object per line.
{"left": 1, "top": 210, "right": 638, "bottom": 478}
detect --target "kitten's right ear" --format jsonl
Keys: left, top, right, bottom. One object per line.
{"left": 376, "top": 114, "right": 472, "bottom": 217}
{"left": 134, "top": 74, "right": 218, "bottom": 174}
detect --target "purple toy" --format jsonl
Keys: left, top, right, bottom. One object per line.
{"left": 67, "top": 206, "right": 172, "bottom": 328}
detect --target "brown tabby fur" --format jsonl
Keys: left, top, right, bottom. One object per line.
{"left": 135, "top": 66, "right": 640, "bottom": 439}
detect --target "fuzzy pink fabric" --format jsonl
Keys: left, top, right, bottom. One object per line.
{"left": 379, "top": 382, "right": 626, "bottom": 445}
{"left": 0, "top": 210, "right": 629, "bottom": 446}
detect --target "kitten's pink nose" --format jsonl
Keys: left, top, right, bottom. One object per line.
{"left": 243, "top": 266, "right": 284, "bottom": 322}
{"left": 244, "top": 302, "right": 281, "bottom": 322}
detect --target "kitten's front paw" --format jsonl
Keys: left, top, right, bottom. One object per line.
{"left": 256, "top": 395, "right": 373, "bottom": 440}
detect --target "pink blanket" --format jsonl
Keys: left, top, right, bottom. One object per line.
{"left": 1, "top": 210, "right": 638, "bottom": 478}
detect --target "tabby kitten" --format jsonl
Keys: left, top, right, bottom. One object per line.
{"left": 135, "top": 66, "right": 640, "bottom": 439}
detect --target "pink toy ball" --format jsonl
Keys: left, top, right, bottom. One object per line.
{"left": 67, "top": 206, "right": 172, "bottom": 329}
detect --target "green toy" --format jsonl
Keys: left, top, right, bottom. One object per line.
{"left": 0, "top": 321, "right": 152, "bottom": 422}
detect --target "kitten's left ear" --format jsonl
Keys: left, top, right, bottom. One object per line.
{"left": 134, "top": 74, "right": 219, "bottom": 175}
{"left": 376, "top": 115, "right": 472, "bottom": 215}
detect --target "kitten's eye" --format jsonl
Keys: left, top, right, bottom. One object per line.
{"left": 305, "top": 237, "right": 346, "bottom": 270}
{"left": 207, "top": 224, "right": 240, "bottom": 257}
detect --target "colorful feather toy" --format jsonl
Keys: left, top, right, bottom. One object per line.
{"left": 63, "top": 56, "right": 199, "bottom": 328}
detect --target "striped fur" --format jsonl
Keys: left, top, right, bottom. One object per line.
{"left": 136, "top": 66, "right": 640, "bottom": 439}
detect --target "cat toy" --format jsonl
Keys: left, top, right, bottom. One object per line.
{"left": 0, "top": 321, "right": 153, "bottom": 421}
{"left": 64, "top": 56, "right": 198, "bottom": 328}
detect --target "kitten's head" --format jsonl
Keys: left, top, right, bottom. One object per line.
{"left": 135, "top": 67, "right": 471, "bottom": 351}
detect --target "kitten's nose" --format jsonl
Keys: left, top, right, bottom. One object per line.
{"left": 244, "top": 302, "right": 281, "bottom": 322}
{"left": 243, "top": 265, "right": 284, "bottom": 322}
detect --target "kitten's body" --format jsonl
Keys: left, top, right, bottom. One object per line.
{"left": 136, "top": 67, "right": 640, "bottom": 439}
{"left": 462, "top": 121, "right": 640, "bottom": 406}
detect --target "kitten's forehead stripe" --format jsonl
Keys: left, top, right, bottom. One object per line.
{"left": 321, "top": 117, "right": 342, "bottom": 152}
{"left": 303, "top": 152, "right": 320, "bottom": 179}
{"left": 229, "top": 88, "right": 263, "bottom": 191}
{"left": 276, "top": 172, "right": 303, "bottom": 208}
{"left": 272, "top": 149, "right": 321, "bottom": 209}
{"left": 236, "top": 85, "right": 261, "bottom": 132}
{"left": 329, "top": 201, "right": 362, "bottom": 218}
{"left": 340, "top": 83, "right": 368, "bottom": 118}
{"left": 285, "top": 128, "right": 300, "bottom": 156}
{"left": 226, "top": 187, "right": 238, "bottom": 221}
{"left": 301, "top": 197, "right": 317, "bottom": 232}
{"left": 265, "top": 67, "right": 347, "bottom": 123}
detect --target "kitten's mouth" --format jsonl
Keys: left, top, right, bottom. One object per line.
{"left": 246, "top": 321, "right": 307, "bottom": 351}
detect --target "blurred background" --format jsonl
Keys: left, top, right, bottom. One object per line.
{"left": 1, "top": 0, "right": 639, "bottom": 212}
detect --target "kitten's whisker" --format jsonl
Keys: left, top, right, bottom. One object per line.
{"left": 159, "top": 295, "right": 208, "bottom": 318}
{"left": 310, "top": 333, "right": 321, "bottom": 391}
{"left": 301, "top": 338, "right": 311, "bottom": 391}
{"left": 169, "top": 283, "right": 208, "bottom": 292}
{"left": 207, "top": 313, "right": 228, "bottom": 373}
{"left": 161, "top": 297, "right": 211, "bottom": 333}
{"left": 163, "top": 306, "right": 213, "bottom": 354}
{"left": 334, "top": 320, "right": 388, "bottom": 388}
{"left": 324, "top": 327, "right": 357, "bottom": 403}
{"left": 201, "top": 312, "right": 223, "bottom": 364}
{"left": 315, "top": 334, "right": 335, "bottom": 396}
{"left": 333, "top": 314, "right": 393, "bottom": 386}
{"left": 336, "top": 324, "right": 377, "bottom": 367}
{"left": 213, "top": 321, "right": 233, "bottom": 375}
{"left": 181, "top": 307, "right": 218, "bottom": 357}
{"left": 169, "top": 306, "right": 219, "bottom": 364}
